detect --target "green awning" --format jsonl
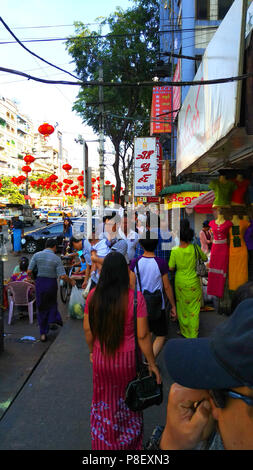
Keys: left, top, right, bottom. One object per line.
{"left": 159, "top": 182, "right": 210, "bottom": 197}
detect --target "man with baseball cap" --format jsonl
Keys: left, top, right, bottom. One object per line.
{"left": 146, "top": 298, "right": 253, "bottom": 450}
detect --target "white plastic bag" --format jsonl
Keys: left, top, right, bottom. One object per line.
{"left": 68, "top": 285, "right": 85, "bottom": 319}
{"left": 82, "top": 278, "right": 91, "bottom": 298}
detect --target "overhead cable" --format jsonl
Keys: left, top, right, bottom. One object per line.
{"left": 0, "top": 65, "right": 251, "bottom": 88}
{"left": 0, "top": 16, "right": 79, "bottom": 80}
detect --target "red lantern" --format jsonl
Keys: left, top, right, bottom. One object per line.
{"left": 24, "top": 154, "right": 35, "bottom": 164}
{"left": 38, "top": 123, "right": 55, "bottom": 138}
{"left": 22, "top": 165, "right": 31, "bottom": 174}
{"left": 91, "top": 177, "right": 96, "bottom": 183}
{"left": 62, "top": 164, "right": 72, "bottom": 173}
{"left": 63, "top": 178, "right": 73, "bottom": 185}
{"left": 105, "top": 180, "right": 111, "bottom": 185}
{"left": 77, "top": 175, "right": 83, "bottom": 182}
{"left": 49, "top": 174, "right": 58, "bottom": 182}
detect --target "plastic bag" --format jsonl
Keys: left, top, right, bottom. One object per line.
{"left": 82, "top": 278, "right": 91, "bottom": 299}
{"left": 68, "top": 285, "right": 85, "bottom": 319}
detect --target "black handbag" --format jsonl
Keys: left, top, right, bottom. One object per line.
{"left": 136, "top": 260, "right": 163, "bottom": 321}
{"left": 125, "top": 283, "right": 163, "bottom": 412}
{"left": 194, "top": 244, "right": 208, "bottom": 277}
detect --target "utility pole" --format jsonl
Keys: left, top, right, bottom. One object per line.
{"left": 57, "top": 130, "right": 63, "bottom": 208}
{"left": 98, "top": 25, "right": 105, "bottom": 210}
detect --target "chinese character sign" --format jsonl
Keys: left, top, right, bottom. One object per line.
{"left": 134, "top": 138, "right": 157, "bottom": 197}
{"left": 150, "top": 86, "right": 172, "bottom": 135}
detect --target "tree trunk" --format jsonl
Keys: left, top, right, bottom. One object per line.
{"left": 113, "top": 147, "right": 121, "bottom": 204}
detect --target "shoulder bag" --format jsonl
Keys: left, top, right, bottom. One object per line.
{"left": 194, "top": 244, "right": 208, "bottom": 277}
{"left": 125, "top": 283, "right": 163, "bottom": 412}
{"left": 136, "top": 260, "right": 163, "bottom": 321}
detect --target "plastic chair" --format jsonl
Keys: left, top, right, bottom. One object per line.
{"left": 7, "top": 281, "right": 36, "bottom": 325}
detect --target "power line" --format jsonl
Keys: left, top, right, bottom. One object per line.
{"left": 0, "top": 65, "right": 250, "bottom": 88}
{"left": 0, "top": 17, "right": 79, "bottom": 81}
{"left": 0, "top": 25, "right": 221, "bottom": 45}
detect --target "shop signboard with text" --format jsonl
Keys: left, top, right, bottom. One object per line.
{"left": 134, "top": 137, "right": 157, "bottom": 197}
{"left": 150, "top": 86, "right": 172, "bottom": 135}
{"left": 165, "top": 192, "right": 208, "bottom": 210}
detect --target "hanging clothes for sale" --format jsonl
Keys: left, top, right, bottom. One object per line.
{"left": 244, "top": 219, "right": 253, "bottom": 282}
{"left": 231, "top": 175, "right": 250, "bottom": 206}
{"left": 228, "top": 218, "right": 250, "bottom": 291}
{"left": 207, "top": 219, "right": 233, "bottom": 298}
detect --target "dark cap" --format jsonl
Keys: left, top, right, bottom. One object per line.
{"left": 202, "top": 220, "right": 210, "bottom": 228}
{"left": 164, "top": 299, "right": 253, "bottom": 389}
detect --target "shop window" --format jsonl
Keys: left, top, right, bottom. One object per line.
{"left": 196, "top": 0, "right": 210, "bottom": 20}
{"left": 218, "top": 0, "right": 233, "bottom": 20}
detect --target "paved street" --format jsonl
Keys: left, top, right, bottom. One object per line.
{"left": 0, "top": 220, "right": 226, "bottom": 450}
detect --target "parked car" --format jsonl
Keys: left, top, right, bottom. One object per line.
{"left": 21, "top": 222, "right": 65, "bottom": 254}
{"left": 21, "top": 217, "right": 98, "bottom": 254}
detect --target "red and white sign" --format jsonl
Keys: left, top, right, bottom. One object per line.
{"left": 150, "top": 86, "right": 172, "bottom": 135}
{"left": 134, "top": 137, "right": 157, "bottom": 197}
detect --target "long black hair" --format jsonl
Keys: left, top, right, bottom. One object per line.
{"left": 88, "top": 251, "right": 129, "bottom": 356}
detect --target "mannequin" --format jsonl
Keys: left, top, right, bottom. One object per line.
{"left": 207, "top": 212, "right": 233, "bottom": 298}
{"left": 209, "top": 173, "right": 237, "bottom": 208}
{"left": 231, "top": 173, "right": 250, "bottom": 206}
{"left": 215, "top": 209, "right": 226, "bottom": 225}
{"left": 228, "top": 214, "right": 250, "bottom": 291}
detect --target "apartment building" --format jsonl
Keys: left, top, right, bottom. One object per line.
{"left": 0, "top": 96, "right": 69, "bottom": 179}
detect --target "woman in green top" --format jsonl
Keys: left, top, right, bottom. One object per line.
{"left": 169, "top": 220, "right": 207, "bottom": 338}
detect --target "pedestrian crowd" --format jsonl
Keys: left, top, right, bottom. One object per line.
{"left": 6, "top": 209, "right": 253, "bottom": 451}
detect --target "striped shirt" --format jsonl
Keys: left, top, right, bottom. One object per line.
{"left": 28, "top": 249, "right": 66, "bottom": 278}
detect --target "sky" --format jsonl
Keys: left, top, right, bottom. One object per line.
{"left": 0, "top": 0, "right": 134, "bottom": 180}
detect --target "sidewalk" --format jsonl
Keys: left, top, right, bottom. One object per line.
{"left": 0, "top": 304, "right": 225, "bottom": 450}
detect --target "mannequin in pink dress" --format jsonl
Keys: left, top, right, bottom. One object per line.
{"left": 207, "top": 211, "right": 233, "bottom": 298}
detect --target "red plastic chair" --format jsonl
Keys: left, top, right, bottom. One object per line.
{"left": 7, "top": 281, "right": 36, "bottom": 325}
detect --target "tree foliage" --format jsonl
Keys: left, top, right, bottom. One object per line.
{"left": 66, "top": 0, "right": 159, "bottom": 202}
{"left": 0, "top": 177, "right": 25, "bottom": 204}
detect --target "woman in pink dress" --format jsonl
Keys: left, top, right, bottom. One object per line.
{"left": 207, "top": 219, "right": 233, "bottom": 298}
{"left": 84, "top": 251, "right": 161, "bottom": 450}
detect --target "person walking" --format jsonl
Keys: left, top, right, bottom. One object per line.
{"left": 28, "top": 238, "right": 75, "bottom": 342}
{"left": 199, "top": 220, "right": 213, "bottom": 255}
{"left": 84, "top": 251, "right": 161, "bottom": 450}
{"left": 169, "top": 219, "right": 207, "bottom": 338}
{"left": 130, "top": 232, "right": 176, "bottom": 358}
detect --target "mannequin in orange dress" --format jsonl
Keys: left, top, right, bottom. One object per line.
{"left": 228, "top": 214, "right": 250, "bottom": 291}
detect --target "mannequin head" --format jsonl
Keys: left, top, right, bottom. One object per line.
{"left": 218, "top": 170, "right": 228, "bottom": 183}
{"left": 219, "top": 175, "right": 227, "bottom": 183}
{"left": 236, "top": 174, "right": 244, "bottom": 182}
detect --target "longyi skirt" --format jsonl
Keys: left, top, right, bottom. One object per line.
{"left": 91, "top": 346, "right": 143, "bottom": 450}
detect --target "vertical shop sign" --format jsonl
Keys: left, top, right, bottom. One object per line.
{"left": 150, "top": 86, "right": 172, "bottom": 135}
{"left": 134, "top": 137, "right": 157, "bottom": 197}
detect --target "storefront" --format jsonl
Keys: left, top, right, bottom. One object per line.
{"left": 159, "top": 182, "right": 210, "bottom": 235}
{"left": 176, "top": 0, "right": 253, "bottom": 176}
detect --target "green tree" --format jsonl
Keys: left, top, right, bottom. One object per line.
{"left": 66, "top": 0, "right": 159, "bottom": 203}
{"left": 0, "top": 177, "right": 25, "bottom": 204}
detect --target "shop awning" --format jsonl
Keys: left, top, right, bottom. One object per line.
{"left": 159, "top": 182, "right": 209, "bottom": 197}
{"left": 185, "top": 190, "right": 215, "bottom": 214}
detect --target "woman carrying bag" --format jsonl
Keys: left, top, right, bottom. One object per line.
{"left": 83, "top": 251, "right": 161, "bottom": 451}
